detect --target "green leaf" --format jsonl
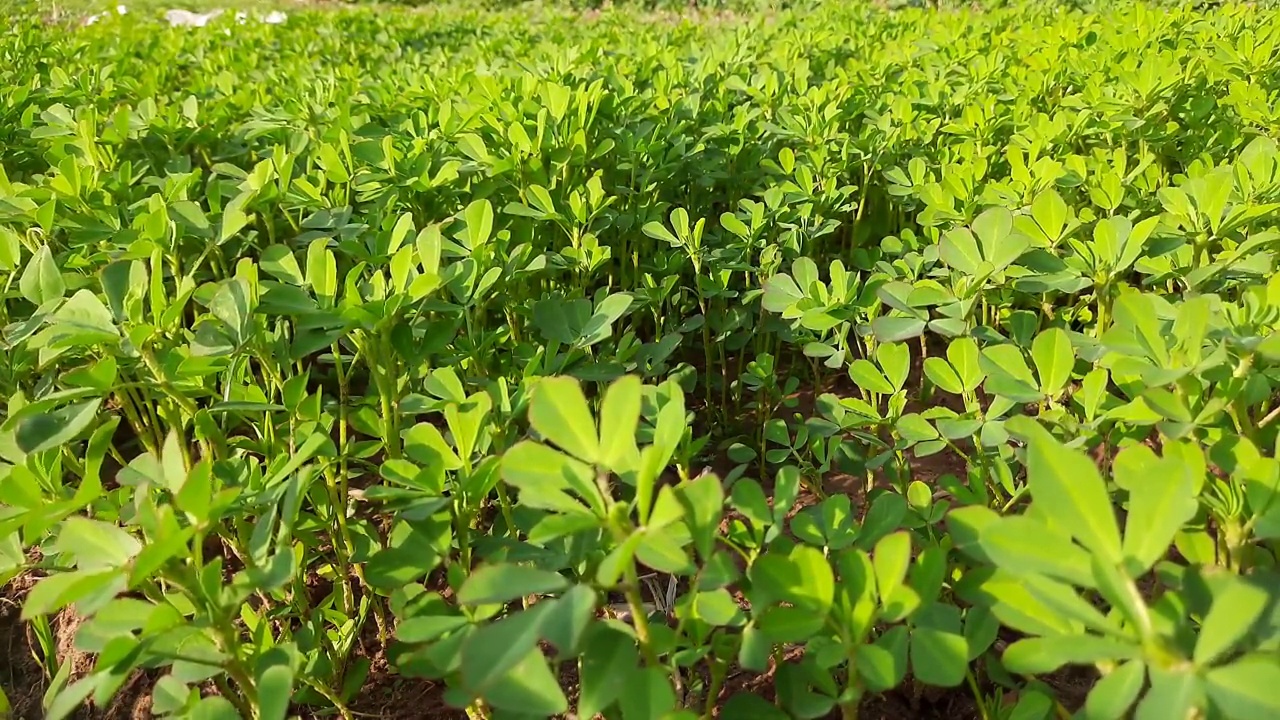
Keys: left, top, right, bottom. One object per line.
{"left": 1135, "top": 666, "right": 1201, "bottom": 720}
{"left": 530, "top": 377, "right": 600, "bottom": 464}
{"left": 873, "top": 531, "right": 911, "bottom": 605}
{"left": 1030, "top": 189, "right": 1070, "bottom": 244}
{"left": 980, "top": 345, "right": 1041, "bottom": 403}
{"left": 871, "top": 316, "right": 926, "bottom": 343}
{"left": 721, "top": 693, "right": 789, "bottom": 720}
{"left": 256, "top": 664, "right": 292, "bottom": 720}
{"left": 947, "top": 337, "right": 985, "bottom": 391}
{"left": 219, "top": 192, "right": 251, "bottom": 242}
{"left": 1122, "top": 460, "right": 1197, "bottom": 574}
{"left": 980, "top": 515, "right": 1095, "bottom": 589}
{"left": 877, "top": 342, "right": 911, "bottom": 391}
{"left": 847, "top": 359, "right": 893, "bottom": 394}
{"left": 190, "top": 696, "right": 242, "bottom": 720}
{"left": 50, "top": 290, "right": 119, "bottom": 346}
{"left": 316, "top": 143, "right": 349, "bottom": 183}
{"left": 463, "top": 199, "right": 495, "bottom": 248}
{"left": 940, "top": 228, "right": 983, "bottom": 275}
{"left": 1002, "top": 635, "right": 1137, "bottom": 675}
{"left": 14, "top": 398, "right": 102, "bottom": 455}
{"left": 596, "top": 531, "right": 644, "bottom": 588}
{"left": 857, "top": 626, "right": 908, "bottom": 692}
{"left": 1011, "top": 419, "right": 1122, "bottom": 563}
{"left": 1194, "top": 580, "right": 1270, "bottom": 665}
{"left": 973, "top": 207, "right": 1026, "bottom": 269}
{"left": 578, "top": 628, "right": 639, "bottom": 718}
{"left": 306, "top": 239, "right": 337, "bottom": 304}
{"left": 618, "top": 666, "right": 677, "bottom": 720}
{"left": 693, "top": 589, "right": 742, "bottom": 626}
{"left": 1086, "top": 660, "right": 1146, "bottom": 720}
{"left": 19, "top": 245, "right": 64, "bottom": 306}
{"left": 260, "top": 245, "right": 305, "bottom": 285}
{"left": 910, "top": 625, "right": 968, "bottom": 687}
{"left": 54, "top": 517, "right": 140, "bottom": 571}
{"left": 458, "top": 564, "right": 569, "bottom": 605}
{"left": 896, "top": 413, "right": 938, "bottom": 444}
{"left": 641, "top": 221, "right": 680, "bottom": 246}
{"left": 749, "top": 545, "right": 833, "bottom": 642}
{"left": 923, "top": 357, "right": 963, "bottom": 394}
{"left": 1031, "top": 328, "right": 1073, "bottom": 396}
{"left": 1205, "top": 656, "right": 1280, "bottom": 718}
{"left": 539, "top": 585, "right": 596, "bottom": 655}
{"left": 636, "top": 527, "right": 692, "bottom": 574}
{"left": 479, "top": 647, "right": 568, "bottom": 716}
{"left": 22, "top": 570, "right": 123, "bottom": 619}
{"left": 460, "top": 606, "right": 546, "bottom": 696}
{"left": 502, "top": 441, "right": 601, "bottom": 515}
{"left": 598, "top": 375, "right": 641, "bottom": 475}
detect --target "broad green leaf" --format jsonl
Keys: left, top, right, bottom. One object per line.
{"left": 1122, "top": 461, "right": 1197, "bottom": 574}
{"left": 976, "top": 207, "right": 1030, "bottom": 269}
{"left": 502, "top": 441, "right": 601, "bottom": 515}
{"left": 460, "top": 605, "right": 546, "bottom": 696}
{"left": 617, "top": 666, "right": 677, "bottom": 720}
{"left": 923, "top": 357, "right": 963, "bottom": 394}
{"left": 980, "top": 344, "right": 1041, "bottom": 403}
{"left": 529, "top": 377, "right": 599, "bottom": 464}
{"left": 1002, "top": 635, "right": 1137, "bottom": 675}
{"left": 598, "top": 375, "right": 641, "bottom": 475}
{"left": 750, "top": 545, "right": 833, "bottom": 641}
{"left": 1031, "top": 189, "right": 1070, "bottom": 244}
{"left": 256, "top": 664, "right": 292, "bottom": 720}
{"left": 1194, "top": 580, "right": 1270, "bottom": 665}
{"left": 872, "top": 532, "right": 911, "bottom": 606}
{"left": 458, "top": 563, "right": 569, "bottom": 605}
{"left": 876, "top": 342, "right": 911, "bottom": 390}
{"left": 56, "top": 515, "right": 141, "bottom": 566}
{"left": 641, "top": 221, "right": 679, "bottom": 246}
{"left": 872, "top": 316, "right": 926, "bottom": 343}
{"left": 15, "top": 398, "right": 102, "bottom": 456}
{"left": 463, "top": 199, "right": 494, "bottom": 249}
{"left": 20, "top": 245, "right": 64, "bottom": 306}
{"left": 940, "top": 228, "right": 983, "bottom": 275}
{"left": 261, "top": 245, "right": 305, "bottom": 285}
{"left": 980, "top": 515, "right": 1094, "bottom": 589}
{"left": 847, "top": 359, "right": 893, "bottom": 394}
{"left": 478, "top": 647, "right": 568, "bottom": 716}
{"left": 910, "top": 626, "right": 967, "bottom": 687}
{"left": 1135, "top": 666, "right": 1201, "bottom": 720}
{"left": 857, "top": 626, "right": 908, "bottom": 692}
{"left": 1086, "top": 660, "right": 1146, "bottom": 720}
{"left": 1031, "top": 327, "right": 1073, "bottom": 396}
{"left": 539, "top": 585, "right": 596, "bottom": 656}
{"left": 1205, "top": 656, "right": 1280, "bottom": 718}
{"left": 1011, "top": 419, "right": 1122, "bottom": 563}
{"left": 578, "top": 628, "right": 639, "bottom": 718}
{"left": 947, "top": 337, "right": 984, "bottom": 391}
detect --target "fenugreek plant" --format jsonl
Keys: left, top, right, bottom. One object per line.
{"left": 2, "top": 1, "right": 1280, "bottom": 719}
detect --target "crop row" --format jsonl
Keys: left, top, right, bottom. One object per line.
{"left": 1, "top": 2, "right": 1279, "bottom": 720}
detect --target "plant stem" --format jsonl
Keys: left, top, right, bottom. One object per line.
{"left": 701, "top": 660, "right": 727, "bottom": 719}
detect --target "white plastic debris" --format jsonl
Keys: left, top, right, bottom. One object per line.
{"left": 116, "top": 4, "right": 127, "bottom": 14}
{"left": 262, "top": 11, "right": 287, "bottom": 25}
{"left": 83, "top": 12, "right": 103, "bottom": 25}
{"left": 164, "top": 9, "right": 224, "bottom": 27}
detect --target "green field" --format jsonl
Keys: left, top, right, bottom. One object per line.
{"left": 2, "top": 1, "right": 1280, "bottom": 719}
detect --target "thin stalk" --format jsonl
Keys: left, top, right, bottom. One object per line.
{"left": 966, "top": 669, "right": 992, "bottom": 720}
{"left": 701, "top": 659, "right": 727, "bottom": 719}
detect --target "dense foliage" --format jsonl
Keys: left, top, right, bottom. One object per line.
{"left": 2, "top": 1, "right": 1280, "bottom": 719}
